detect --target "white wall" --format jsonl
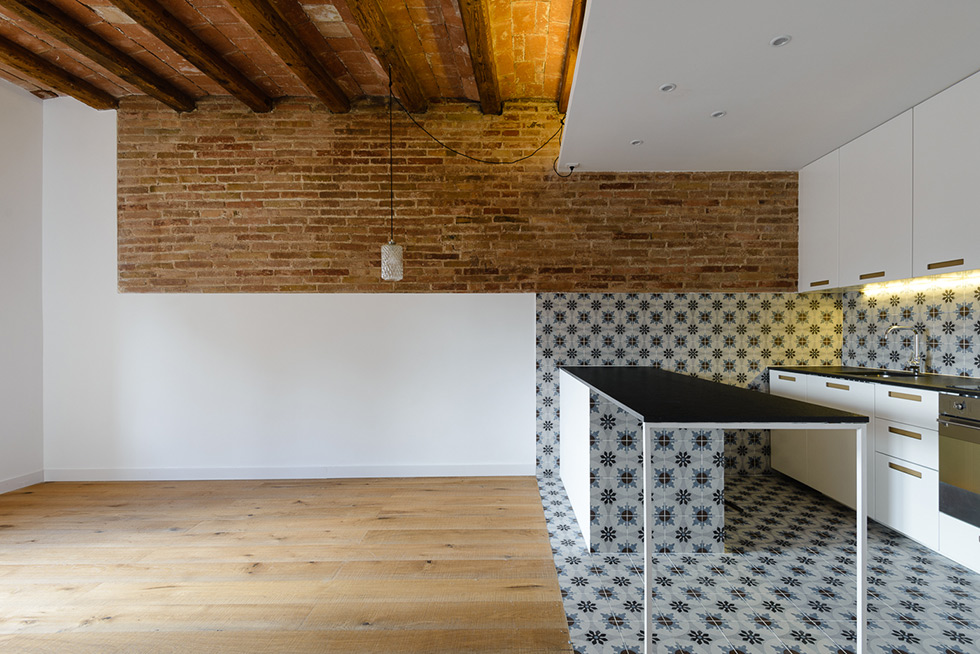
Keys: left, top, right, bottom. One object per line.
{"left": 0, "top": 81, "right": 44, "bottom": 492}
{"left": 42, "top": 98, "right": 536, "bottom": 480}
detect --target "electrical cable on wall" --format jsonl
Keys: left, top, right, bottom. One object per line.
{"left": 391, "top": 96, "right": 575, "bottom": 177}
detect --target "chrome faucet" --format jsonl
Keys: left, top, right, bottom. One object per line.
{"left": 885, "top": 325, "right": 924, "bottom": 374}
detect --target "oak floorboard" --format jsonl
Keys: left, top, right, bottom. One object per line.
{"left": 0, "top": 477, "right": 571, "bottom": 653}
{"left": 0, "top": 628, "right": 570, "bottom": 653}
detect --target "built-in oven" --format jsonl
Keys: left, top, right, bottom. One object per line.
{"left": 939, "top": 393, "right": 980, "bottom": 526}
{"left": 937, "top": 393, "right": 980, "bottom": 572}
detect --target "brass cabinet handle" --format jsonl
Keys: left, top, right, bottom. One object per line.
{"left": 809, "top": 280, "right": 830, "bottom": 287}
{"left": 927, "top": 258, "right": 964, "bottom": 270}
{"left": 888, "top": 462, "right": 922, "bottom": 479}
{"left": 826, "top": 382, "right": 850, "bottom": 391}
{"left": 859, "top": 271, "right": 885, "bottom": 280}
{"left": 888, "top": 390, "right": 921, "bottom": 402}
{"left": 778, "top": 375, "right": 796, "bottom": 382}
{"left": 888, "top": 426, "right": 922, "bottom": 440}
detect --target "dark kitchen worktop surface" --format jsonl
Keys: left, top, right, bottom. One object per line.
{"left": 769, "top": 366, "right": 980, "bottom": 397}
{"left": 560, "top": 366, "right": 868, "bottom": 426}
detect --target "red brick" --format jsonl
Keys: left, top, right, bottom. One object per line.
{"left": 117, "top": 97, "right": 798, "bottom": 293}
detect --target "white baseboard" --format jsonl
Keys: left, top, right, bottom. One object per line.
{"left": 42, "top": 463, "right": 535, "bottom": 482}
{"left": 0, "top": 470, "right": 45, "bottom": 494}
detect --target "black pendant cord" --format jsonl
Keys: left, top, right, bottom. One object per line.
{"left": 391, "top": 94, "right": 570, "bottom": 171}
{"left": 388, "top": 66, "right": 394, "bottom": 242}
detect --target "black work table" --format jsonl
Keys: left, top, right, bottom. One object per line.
{"left": 557, "top": 366, "right": 870, "bottom": 654}
{"left": 561, "top": 366, "right": 869, "bottom": 426}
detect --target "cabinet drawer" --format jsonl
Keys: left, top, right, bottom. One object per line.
{"left": 940, "top": 513, "right": 980, "bottom": 575}
{"left": 874, "top": 419, "right": 938, "bottom": 469}
{"left": 874, "top": 453, "right": 938, "bottom": 550}
{"left": 770, "top": 372, "right": 807, "bottom": 401}
{"left": 874, "top": 385, "right": 939, "bottom": 429}
{"left": 806, "top": 376, "right": 875, "bottom": 413}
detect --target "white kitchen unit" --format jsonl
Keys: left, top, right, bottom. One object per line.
{"left": 771, "top": 369, "right": 944, "bottom": 550}
{"left": 872, "top": 383, "right": 940, "bottom": 550}
{"left": 838, "top": 110, "right": 913, "bottom": 287}
{"left": 913, "top": 69, "right": 980, "bottom": 277}
{"left": 798, "top": 150, "right": 839, "bottom": 292}
{"left": 769, "top": 372, "right": 876, "bottom": 514}
{"left": 939, "top": 513, "right": 980, "bottom": 574}
{"left": 770, "top": 372, "right": 808, "bottom": 482}
{"left": 798, "top": 70, "right": 980, "bottom": 291}
{"left": 806, "top": 376, "right": 876, "bottom": 511}
{"left": 875, "top": 453, "right": 939, "bottom": 550}
{"left": 559, "top": 369, "right": 593, "bottom": 537}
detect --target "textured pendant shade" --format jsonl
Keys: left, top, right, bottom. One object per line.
{"left": 381, "top": 240, "right": 403, "bottom": 281}
{"left": 381, "top": 65, "right": 402, "bottom": 281}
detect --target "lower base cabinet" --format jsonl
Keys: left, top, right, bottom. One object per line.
{"left": 874, "top": 452, "right": 939, "bottom": 550}
{"left": 809, "top": 429, "right": 860, "bottom": 510}
{"left": 770, "top": 429, "right": 807, "bottom": 484}
{"left": 939, "top": 513, "right": 980, "bottom": 573}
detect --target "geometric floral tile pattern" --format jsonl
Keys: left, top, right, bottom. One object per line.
{"left": 646, "top": 425, "right": 726, "bottom": 556}
{"left": 587, "top": 394, "right": 726, "bottom": 555}
{"left": 537, "top": 292, "right": 844, "bottom": 480}
{"left": 539, "top": 472, "right": 980, "bottom": 654}
{"left": 589, "top": 395, "right": 644, "bottom": 555}
{"left": 842, "top": 281, "right": 980, "bottom": 377}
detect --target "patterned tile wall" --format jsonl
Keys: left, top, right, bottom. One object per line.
{"left": 588, "top": 396, "right": 643, "bottom": 554}
{"left": 842, "top": 279, "right": 980, "bottom": 376}
{"left": 647, "top": 425, "right": 726, "bottom": 555}
{"left": 536, "top": 292, "right": 844, "bottom": 478}
{"left": 588, "top": 393, "right": 727, "bottom": 555}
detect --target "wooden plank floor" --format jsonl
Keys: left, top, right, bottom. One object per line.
{"left": 0, "top": 477, "right": 571, "bottom": 653}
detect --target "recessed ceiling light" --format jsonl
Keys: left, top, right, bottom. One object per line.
{"left": 770, "top": 35, "right": 792, "bottom": 47}
{"left": 659, "top": 83, "right": 677, "bottom": 93}
{"left": 710, "top": 111, "right": 727, "bottom": 119}
{"left": 630, "top": 139, "right": 644, "bottom": 146}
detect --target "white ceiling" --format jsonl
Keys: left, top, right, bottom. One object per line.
{"left": 558, "top": 1, "right": 980, "bottom": 172}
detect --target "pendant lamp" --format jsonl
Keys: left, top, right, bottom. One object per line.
{"left": 381, "top": 66, "right": 403, "bottom": 281}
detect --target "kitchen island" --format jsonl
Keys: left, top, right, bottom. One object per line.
{"left": 558, "top": 366, "right": 870, "bottom": 654}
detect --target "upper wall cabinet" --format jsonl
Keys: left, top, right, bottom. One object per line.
{"left": 913, "top": 70, "right": 980, "bottom": 277}
{"left": 838, "top": 110, "right": 913, "bottom": 287}
{"left": 798, "top": 150, "right": 839, "bottom": 292}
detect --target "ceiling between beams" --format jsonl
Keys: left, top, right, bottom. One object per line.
{"left": 0, "top": 0, "right": 583, "bottom": 114}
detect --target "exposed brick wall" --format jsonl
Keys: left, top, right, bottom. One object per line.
{"left": 117, "top": 96, "right": 798, "bottom": 292}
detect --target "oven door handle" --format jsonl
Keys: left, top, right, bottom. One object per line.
{"left": 939, "top": 417, "right": 980, "bottom": 445}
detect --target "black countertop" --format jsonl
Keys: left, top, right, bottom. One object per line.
{"left": 560, "top": 366, "right": 868, "bottom": 426}
{"left": 769, "top": 366, "right": 980, "bottom": 396}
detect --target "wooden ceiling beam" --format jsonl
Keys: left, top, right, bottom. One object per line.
{"left": 0, "top": 0, "right": 195, "bottom": 112}
{"left": 346, "top": 0, "right": 427, "bottom": 113}
{"left": 224, "top": 0, "right": 350, "bottom": 113}
{"left": 457, "top": 0, "right": 501, "bottom": 115}
{"left": 557, "top": 0, "right": 586, "bottom": 114}
{"left": 0, "top": 35, "right": 117, "bottom": 110}
{"left": 110, "top": 0, "right": 273, "bottom": 113}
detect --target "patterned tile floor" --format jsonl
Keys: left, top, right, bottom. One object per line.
{"left": 538, "top": 472, "right": 980, "bottom": 654}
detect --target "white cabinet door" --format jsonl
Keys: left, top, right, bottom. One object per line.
{"left": 770, "top": 372, "right": 809, "bottom": 483}
{"left": 798, "top": 151, "right": 839, "bottom": 292}
{"left": 772, "top": 429, "right": 808, "bottom": 484}
{"left": 838, "top": 110, "right": 913, "bottom": 287}
{"left": 875, "top": 452, "right": 939, "bottom": 550}
{"left": 805, "top": 377, "right": 875, "bottom": 511}
{"left": 940, "top": 513, "right": 980, "bottom": 575}
{"left": 913, "top": 70, "right": 980, "bottom": 277}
